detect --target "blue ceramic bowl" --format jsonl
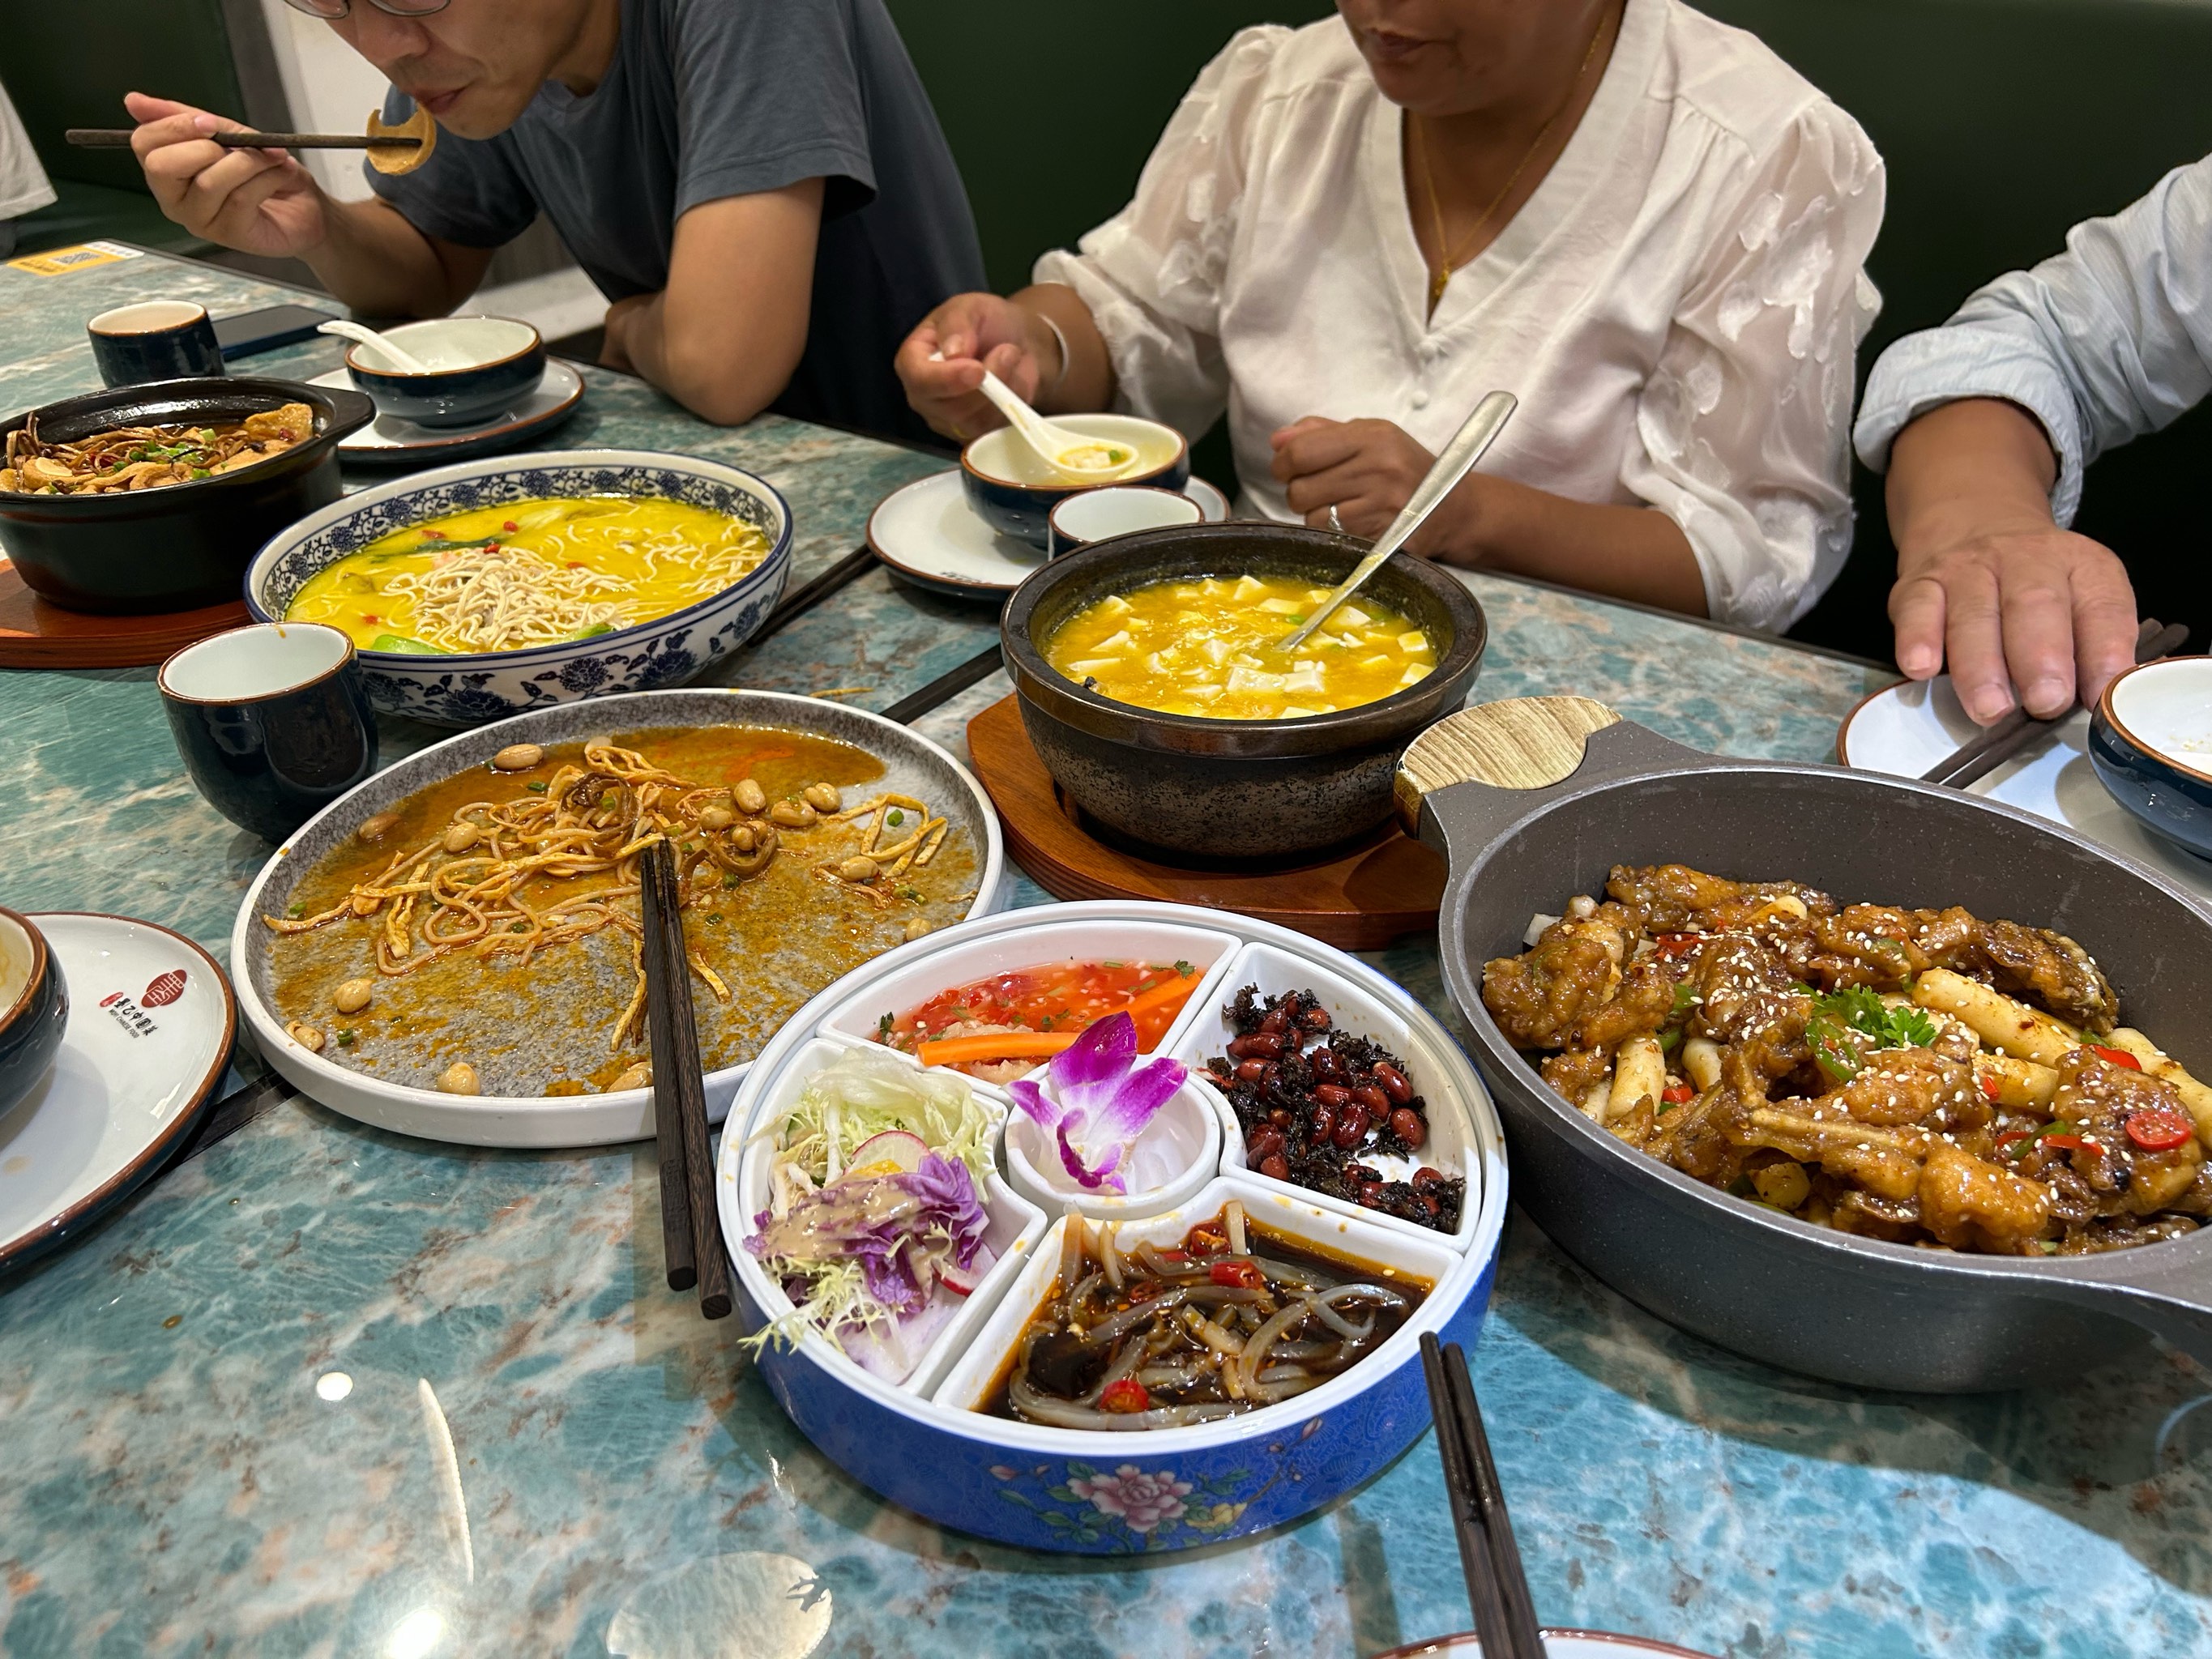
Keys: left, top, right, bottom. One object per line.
{"left": 2090, "top": 655, "right": 2212, "bottom": 860}
{"left": 245, "top": 449, "right": 792, "bottom": 727}
{"left": 0, "top": 908, "right": 67, "bottom": 1121}
{"left": 961, "top": 414, "right": 1189, "bottom": 548}
{"left": 344, "top": 317, "right": 546, "bottom": 429}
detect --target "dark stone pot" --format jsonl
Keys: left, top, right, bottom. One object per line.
{"left": 0, "top": 376, "right": 374, "bottom": 614}
{"left": 1001, "top": 522, "right": 1487, "bottom": 859}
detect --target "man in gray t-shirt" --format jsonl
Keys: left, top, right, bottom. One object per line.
{"left": 122, "top": 0, "right": 983, "bottom": 442}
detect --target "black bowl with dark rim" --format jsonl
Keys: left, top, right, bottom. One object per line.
{"left": 1000, "top": 522, "right": 1488, "bottom": 859}
{"left": 0, "top": 376, "right": 374, "bottom": 614}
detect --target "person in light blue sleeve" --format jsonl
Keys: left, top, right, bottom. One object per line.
{"left": 1854, "top": 160, "right": 2212, "bottom": 727}
{"left": 118, "top": 0, "right": 984, "bottom": 444}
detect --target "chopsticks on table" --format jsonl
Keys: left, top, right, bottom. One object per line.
{"left": 639, "top": 838, "right": 733, "bottom": 1320}
{"left": 1919, "top": 617, "right": 2187, "bottom": 790}
{"left": 66, "top": 128, "right": 421, "bottom": 151}
{"left": 1421, "top": 1333, "right": 1546, "bottom": 1659}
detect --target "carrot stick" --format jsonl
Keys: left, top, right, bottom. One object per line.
{"left": 1119, "top": 973, "right": 1202, "bottom": 1017}
{"left": 916, "top": 1031, "right": 1083, "bottom": 1067}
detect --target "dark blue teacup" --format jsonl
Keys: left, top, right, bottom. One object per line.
{"left": 159, "top": 623, "right": 378, "bottom": 843}
{"left": 88, "top": 300, "right": 227, "bottom": 388}
{"left": 0, "top": 907, "right": 68, "bottom": 1122}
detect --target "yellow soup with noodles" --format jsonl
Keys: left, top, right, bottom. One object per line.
{"left": 1044, "top": 574, "right": 1436, "bottom": 719}
{"left": 284, "top": 495, "right": 771, "bottom": 655}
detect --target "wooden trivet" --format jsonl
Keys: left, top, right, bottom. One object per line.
{"left": 966, "top": 693, "right": 1445, "bottom": 949}
{"left": 0, "top": 559, "right": 249, "bottom": 668}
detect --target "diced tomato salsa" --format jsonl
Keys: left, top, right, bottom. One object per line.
{"left": 885, "top": 958, "right": 1200, "bottom": 1056}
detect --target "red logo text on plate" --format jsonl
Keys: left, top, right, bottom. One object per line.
{"left": 143, "top": 969, "right": 187, "bottom": 1008}
{"left": 100, "top": 992, "right": 123, "bottom": 1008}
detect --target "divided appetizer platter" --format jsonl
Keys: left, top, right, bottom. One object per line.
{"left": 231, "top": 689, "right": 1005, "bottom": 1149}
{"left": 715, "top": 899, "right": 1507, "bottom": 1553}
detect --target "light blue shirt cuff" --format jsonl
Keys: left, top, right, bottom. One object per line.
{"left": 1853, "top": 326, "right": 2089, "bottom": 527}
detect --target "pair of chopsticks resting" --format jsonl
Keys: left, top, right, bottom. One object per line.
{"left": 641, "top": 838, "right": 732, "bottom": 1319}
{"left": 1421, "top": 1333, "right": 1546, "bottom": 1659}
{"left": 1919, "top": 617, "right": 2188, "bottom": 789}
{"left": 67, "top": 128, "right": 420, "bottom": 151}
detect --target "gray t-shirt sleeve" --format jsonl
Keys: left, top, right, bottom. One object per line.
{"left": 363, "top": 88, "right": 539, "bottom": 249}
{"left": 668, "top": 0, "right": 878, "bottom": 218}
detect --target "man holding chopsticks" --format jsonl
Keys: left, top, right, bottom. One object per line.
{"left": 118, "top": 0, "right": 984, "bottom": 443}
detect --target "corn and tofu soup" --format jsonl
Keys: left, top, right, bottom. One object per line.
{"left": 1044, "top": 574, "right": 1437, "bottom": 719}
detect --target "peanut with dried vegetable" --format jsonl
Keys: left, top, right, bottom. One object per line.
{"left": 331, "top": 978, "right": 374, "bottom": 1014}
{"left": 730, "top": 825, "right": 756, "bottom": 854}
{"left": 442, "top": 821, "right": 480, "bottom": 853}
{"left": 491, "top": 743, "right": 543, "bottom": 772}
{"left": 903, "top": 918, "right": 933, "bottom": 941}
{"left": 803, "top": 783, "right": 841, "bottom": 812}
{"left": 697, "top": 804, "right": 734, "bottom": 831}
{"left": 610, "top": 1061, "right": 652, "bottom": 1092}
{"left": 287, "top": 1021, "right": 326, "bottom": 1052}
{"left": 837, "top": 855, "right": 879, "bottom": 883}
{"left": 769, "top": 800, "right": 816, "bottom": 829}
{"left": 733, "top": 778, "right": 768, "bottom": 814}
{"left": 438, "top": 1061, "right": 479, "bottom": 1094}
{"left": 358, "top": 811, "right": 400, "bottom": 842}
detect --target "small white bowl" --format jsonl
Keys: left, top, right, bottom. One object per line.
{"left": 343, "top": 315, "right": 546, "bottom": 428}
{"left": 1002, "top": 1073, "right": 1223, "bottom": 1222}
{"left": 1047, "top": 484, "right": 1204, "bottom": 557}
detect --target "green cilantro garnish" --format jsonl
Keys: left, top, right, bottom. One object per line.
{"left": 877, "top": 1013, "right": 894, "bottom": 1039}
{"left": 1174, "top": 959, "right": 1194, "bottom": 977}
{"left": 1806, "top": 987, "right": 1938, "bottom": 1083}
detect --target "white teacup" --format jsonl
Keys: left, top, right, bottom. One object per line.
{"left": 1046, "top": 484, "right": 1204, "bottom": 557}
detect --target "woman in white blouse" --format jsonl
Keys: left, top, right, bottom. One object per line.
{"left": 895, "top": 0, "right": 1885, "bottom": 629}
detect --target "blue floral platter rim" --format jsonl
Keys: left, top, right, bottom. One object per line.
{"left": 714, "top": 899, "right": 1509, "bottom": 1550}
{"left": 239, "top": 447, "right": 794, "bottom": 667}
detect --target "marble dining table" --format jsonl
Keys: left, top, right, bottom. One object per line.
{"left": 3, "top": 247, "right": 2210, "bottom": 1659}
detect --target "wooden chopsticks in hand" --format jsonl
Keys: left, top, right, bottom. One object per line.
{"left": 641, "top": 838, "right": 732, "bottom": 1319}
{"left": 1422, "top": 1333, "right": 1546, "bottom": 1659}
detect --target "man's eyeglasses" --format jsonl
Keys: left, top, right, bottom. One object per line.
{"left": 282, "top": 0, "right": 451, "bottom": 18}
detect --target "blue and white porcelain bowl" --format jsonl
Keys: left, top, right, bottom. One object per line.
{"left": 719, "top": 900, "right": 1507, "bottom": 1553}
{"left": 245, "top": 450, "right": 792, "bottom": 727}
{"left": 2090, "top": 655, "right": 2212, "bottom": 859}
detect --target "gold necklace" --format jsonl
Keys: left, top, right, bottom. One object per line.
{"left": 1416, "top": 11, "right": 1610, "bottom": 311}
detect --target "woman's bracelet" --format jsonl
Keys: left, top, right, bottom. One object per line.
{"left": 1036, "top": 312, "right": 1073, "bottom": 394}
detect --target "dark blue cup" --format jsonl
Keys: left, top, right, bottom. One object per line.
{"left": 88, "top": 300, "right": 227, "bottom": 388}
{"left": 159, "top": 622, "right": 378, "bottom": 843}
{"left": 0, "top": 907, "right": 68, "bottom": 1122}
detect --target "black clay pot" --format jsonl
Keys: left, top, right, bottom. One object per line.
{"left": 0, "top": 376, "right": 374, "bottom": 615}
{"left": 1001, "top": 522, "right": 1487, "bottom": 859}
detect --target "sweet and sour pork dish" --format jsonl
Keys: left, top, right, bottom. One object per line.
{"left": 1483, "top": 864, "right": 2212, "bottom": 1256}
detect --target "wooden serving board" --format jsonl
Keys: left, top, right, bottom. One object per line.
{"left": 966, "top": 693, "right": 1445, "bottom": 949}
{"left": 0, "top": 558, "right": 249, "bottom": 668}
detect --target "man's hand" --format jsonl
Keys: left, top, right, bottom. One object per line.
{"left": 895, "top": 293, "right": 1059, "bottom": 442}
{"left": 1890, "top": 524, "right": 2139, "bottom": 724}
{"left": 1270, "top": 417, "right": 1455, "bottom": 549}
{"left": 125, "top": 92, "right": 327, "bottom": 258}
{"left": 1884, "top": 398, "right": 2140, "bottom": 724}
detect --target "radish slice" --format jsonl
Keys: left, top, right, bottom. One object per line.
{"left": 942, "top": 1260, "right": 985, "bottom": 1297}
{"left": 846, "top": 1128, "right": 929, "bottom": 1175}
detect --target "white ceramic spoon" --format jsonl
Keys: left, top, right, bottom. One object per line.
{"left": 929, "top": 351, "right": 1139, "bottom": 480}
{"left": 318, "top": 318, "right": 435, "bottom": 374}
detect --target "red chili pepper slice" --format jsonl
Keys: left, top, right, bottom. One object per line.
{"left": 2041, "top": 1133, "right": 2089, "bottom": 1154}
{"left": 1098, "top": 1378, "right": 1151, "bottom": 1414}
{"left": 2124, "top": 1107, "right": 2195, "bottom": 1152}
{"left": 1661, "top": 1081, "right": 1696, "bottom": 1105}
{"left": 1652, "top": 932, "right": 1706, "bottom": 959}
{"left": 2089, "top": 1044, "right": 2143, "bottom": 1072}
{"left": 1208, "top": 1260, "right": 1264, "bottom": 1290}
{"left": 1977, "top": 1072, "right": 2002, "bottom": 1102}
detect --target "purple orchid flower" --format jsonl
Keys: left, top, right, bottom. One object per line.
{"left": 1007, "top": 1013, "right": 1187, "bottom": 1192}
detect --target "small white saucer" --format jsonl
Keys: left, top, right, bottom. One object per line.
{"left": 1837, "top": 676, "right": 2212, "bottom": 905}
{"left": 867, "top": 468, "right": 1230, "bottom": 598}
{"left": 308, "top": 360, "right": 585, "bottom": 465}
{"left": 0, "top": 915, "right": 236, "bottom": 1270}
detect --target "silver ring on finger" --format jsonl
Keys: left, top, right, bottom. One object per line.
{"left": 1327, "top": 504, "right": 1344, "bottom": 535}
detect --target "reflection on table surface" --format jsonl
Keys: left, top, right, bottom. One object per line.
{"left": 2, "top": 249, "right": 2210, "bottom": 1659}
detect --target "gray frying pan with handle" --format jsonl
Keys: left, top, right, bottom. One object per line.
{"left": 1395, "top": 696, "right": 2212, "bottom": 1392}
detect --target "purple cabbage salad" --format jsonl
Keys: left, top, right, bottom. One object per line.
{"left": 1008, "top": 1012, "right": 1188, "bottom": 1193}
{"left": 744, "top": 1049, "right": 997, "bottom": 1382}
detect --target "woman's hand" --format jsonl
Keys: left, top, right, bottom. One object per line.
{"left": 125, "top": 92, "right": 327, "bottom": 258}
{"left": 895, "top": 292, "right": 1060, "bottom": 442}
{"left": 1270, "top": 417, "right": 1459, "bottom": 551}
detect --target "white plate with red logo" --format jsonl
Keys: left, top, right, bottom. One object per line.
{"left": 0, "top": 914, "right": 236, "bottom": 1271}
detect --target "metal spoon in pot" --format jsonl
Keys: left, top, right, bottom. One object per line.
{"left": 1279, "top": 390, "right": 1518, "bottom": 653}
{"left": 317, "top": 318, "right": 435, "bottom": 374}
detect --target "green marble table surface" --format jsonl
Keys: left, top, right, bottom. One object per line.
{"left": 4, "top": 250, "right": 2210, "bottom": 1659}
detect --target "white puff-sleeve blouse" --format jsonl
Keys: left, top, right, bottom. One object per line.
{"left": 1033, "top": 0, "right": 1885, "bottom": 629}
